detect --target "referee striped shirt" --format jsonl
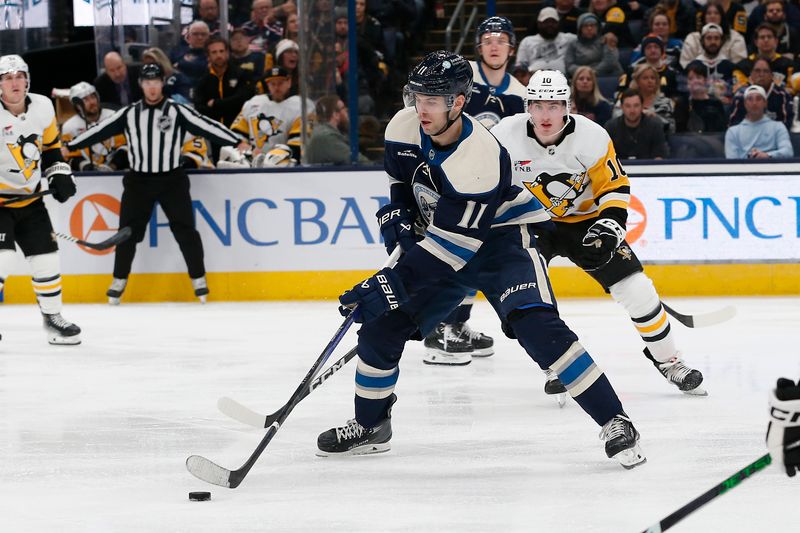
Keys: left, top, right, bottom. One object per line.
{"left": 67, "top": 98, "right": 241, "bottom": 174}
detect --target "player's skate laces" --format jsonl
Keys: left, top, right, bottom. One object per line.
{"left": 423, "top": 324, "right": 472, "bottom": 365}
{"left": 599, "top": 414, "right": 646, "bottom": 469}
{"left": 42, "top": 313, "right": 81, "bottom": 345}
{"left": 317, "top": 400, "right": 394, "bottom": 457}
{"left": 106, "top": 277, "right": 127, "bottom": 305}
{"left": 451, "top": 322, "right": 494, "bottom": 357}
{"left": 644, "top": 349, "right": 706, "bottom": 395}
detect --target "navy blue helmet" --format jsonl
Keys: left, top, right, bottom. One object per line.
{"left": 475, "top": 16, "right": 516, "bottom": 49}
{"left": 405, "top": 50, "right": 473, "bottom": 107}
{"left": 139, "top": 63, "right": 164, "bottom": 81}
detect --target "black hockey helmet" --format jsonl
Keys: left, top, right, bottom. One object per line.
{"left": 405, "top": 50, "right": 473, "bottom": 109}
{"left": 475, "top": 16, "right": 516, "bottom": 48}
{"left": 139, "top": 63, "right": 164, "bottom": 81}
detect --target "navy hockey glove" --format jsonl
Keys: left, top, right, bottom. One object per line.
{"left": 767, "top": 377, "right": 800, "bottom": 477}
{"left": 376, "top": 203, "right": 418, "bottom": 254}
{"left": 339, "top": 268, "right": 409, "bottom": 324}
{"left": 45, "top": 162, "right": 77, "bottom": 203}
{"left": 580, "top": 218, "right": 625, "bottom": 270}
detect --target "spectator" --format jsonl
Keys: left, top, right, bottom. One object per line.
{"left": 761, "top": 0, "right": 800, "bottom": 59}
{"left": 517, "top": 7, "right": 577, "bottom": 74}
{"left": 93, "top": 51, "right": 143, "bottom": 108}
{"left": 680, "top": 3, "right": 747, "bottom": 68}
{"left": 733, "top": 23, "right": 795, "bottom": 90}
{"left": 725, "top": 84, "right": 794, "bottom": 158}
{"left": 367, "top": 0, "right": 417, "bottom": 69}
{"left": 194, "top": 36, "right": 253, "bottom": 127}
{"left": 621, "top": 62, "right": 676, "bottom": 133}
{"left": 229, "top": 28, "right": 268, "bottom": 83}
{"left": 332, "top": 7, "right": 383, "bottom": 115}
{"left": 521, "top": 0, "right": 586, "bottom": 37}
{"left": 571, "top": 65, "right": 614, "bottom": 125}
{"left": 588, "top": 0, "right": 636, "bottom": 49}
{"left": 257, "top": 38, "right": 300, "bottom": 96}
{"left": 241, "top": 0, "right": 284, "bottom": 54}
{"left": 652, "top": 0, "right": 696, "bottom": 40}
{"left": 283, "top": 11, "right": 300, "bottom": 41}
{"left": 356, "top": 0, "right": 385, "bottom": 57}
{"left": 622, "top": 34, "right": 678, "bottom": 97}
{"left": 674, "top": 61, "right": 728, "bottom": 132}
{"left": 171, "top": 21, "right": 211, "bottom": 87}
{"left": 566, "top": 12, "right": 623, "bottom": 77}
{"left": 306, "top": 95, "right": 370, "bottom": 165}
{"left": 687, "top": 24, "right": 737, "bottom": 103}
{"left": 629, "top": 10, "right": 683, "bottom": 69}
{"left": 745, "top": 0, "right": 800, "bottom": 46}
{"left": 142, "top": 47, "right": 193, "bottom": 105}
{"left": 713, "top": 0, "right": 748, "bottom": 35}
{"left": 190, "top": 0, "right": 233, "bottom": 36}
{"left": 729, "top": 57, "right": 793, "bottom": 130}
{"left": 511, "top": 62, "right": 532, "bottom": 86}
{"left": 605, "top": 89, "right": 669, "bottom": 159}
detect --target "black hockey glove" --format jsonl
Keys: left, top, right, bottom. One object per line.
{"left": 580, "top": 218, "right": 625, "bottom": 270}
{"left": 376, "top": 203, "right": 418, "bottom": 254}
{"left": 339, "top": 268, "right": 409, "bottom": 324}
{"left": 45, "top": 162, "right": 77, "bottom": 203}
{"left": 767, "top": 377, "right": 800, "bottom": 477}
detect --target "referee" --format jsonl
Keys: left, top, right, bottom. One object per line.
{"left": 66, "top": 63, "right": 241, "bottom": 304}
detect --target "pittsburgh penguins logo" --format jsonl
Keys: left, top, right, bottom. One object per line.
{"left": 7, "top": 133, "right": 41, "bottom": 180}
{"left": 257, "top": 113, "right": 282, "bottom": 137}
{"left": 522, "top": 170, "right": 589, "bottom": 217}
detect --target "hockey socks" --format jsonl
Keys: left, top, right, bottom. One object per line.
{"left": 354, "top": 358, "right": 400, "bottom": 428}
{"left": 28, "top": 252, "right": 63, "bottom": 315}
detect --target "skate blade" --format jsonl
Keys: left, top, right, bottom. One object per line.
{"left": 48, "top": 335, "right": 82, "bottom": 346}
{"left": 423, "top": 349, "right": 472, "bottom": 366}
{"left": 108, "top": 297, "right": 120, "bottom": 306}
{"left": 682, "top": 385, "right": 708, "bottom": 397}
{"left": 612, "top": 444, "right": 647, "bottom": 470}
{"left": 423, "top": 357, "right": 471, "bottom": 366}
{"left": 556, "top": 393, "right": 567, "bottom": 408}
{"left": 316, "top": 442, "right": 391, "bottom": 457}
{"left": 471, "top": 348, "right": 494, "bottom": 357}
{"left": 198, "top": 295, "right": 207, "bottom": 304}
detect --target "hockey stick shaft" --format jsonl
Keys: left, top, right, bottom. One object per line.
{"left": 641, "top": 453, "right": 772, "bottom": 533}
{"left": 218, "top": 346, "right": 359, "bottom": 428}
{"left": 186, "top": 247, "right": 402, "bottom": 488}
{"left": 0, "top": 189, "right": 52, "bottom": 207}
{"left": 661, "top": 301, "right": 736, "bottom": 328}
{"left": 52, "top": 227, "right": 133, "bottom": 250}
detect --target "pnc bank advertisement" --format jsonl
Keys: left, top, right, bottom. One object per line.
{"left": 6, "top": 164, "right": 800, "bottom": 278}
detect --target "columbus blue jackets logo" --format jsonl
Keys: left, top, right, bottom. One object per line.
{"left": 522, "top": 170, "right": 589, "bottom": 218}
{"left": 412, "top": 182, "right": 439, "bottom": 225}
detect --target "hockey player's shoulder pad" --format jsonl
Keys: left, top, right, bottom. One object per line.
{"left": 385, "top": 107, "right": 421, "bottom": 146}
{"left": 26, "top": 93, "right": 56, "bottom": 123}
{"left": 570, "top": 113, "right": 613, "bottom": 162}
{"left": 506, "top": 75, "right": 528, "bottom": 99}
{"left": 490, "top": 112, "right": 529, "bottom": 145}
{"left": 440, "top": 115, "right": 501, "bottom": 195}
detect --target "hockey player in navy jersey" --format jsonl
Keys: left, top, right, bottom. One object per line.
{"left": 423, "top": 16, "right": 528, "bottom": 365}
{"left": 316, "top": 51, "right": 646, "bottom": 469}
{"left": 492, "top": 70, "right": 706, "bottom": 396}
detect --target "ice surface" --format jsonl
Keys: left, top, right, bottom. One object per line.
{"left": 1, "top": 297, "right": 798, "bottom": 532}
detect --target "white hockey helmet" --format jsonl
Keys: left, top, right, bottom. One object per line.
{"left": 69, "top": 81, "right": 100, "bottom": 117}
{"left": 0, "top": 54, "right": 30, "bottom": 97}
{"left": 526, "top": 69, "right": 571, "bottom": 114}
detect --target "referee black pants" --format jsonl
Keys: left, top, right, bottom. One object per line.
{"left": 114, "top": 169, "right": 205, "bottom": 280}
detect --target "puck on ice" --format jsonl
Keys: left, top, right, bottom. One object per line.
{"left": 189, "top": 491, "right": 211, "bottom": 501}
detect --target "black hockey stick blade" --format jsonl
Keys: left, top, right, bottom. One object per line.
{"left": 640, "top": 453, "right": 772, "bottom": 532}
{"left": 53, "top": 226, "right": 132, "bottom": 250}
{"left": 0, "top": 189, "right": 52, "bottom": 207}
{"left": 218, "top": 346, "right": 359, "bottom": 428}
{"left": 661, "top": 302, "right": 737, "bottom": 328}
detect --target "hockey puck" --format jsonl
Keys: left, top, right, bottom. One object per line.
{"left": 189, "top": 491, "right": 211, "bottom": 501}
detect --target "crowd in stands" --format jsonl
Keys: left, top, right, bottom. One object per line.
{"left": 55, "top": 0, "right": 800, "bottom": 169}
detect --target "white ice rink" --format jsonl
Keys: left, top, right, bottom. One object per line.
{"left": 1, "top": 297, "right": 798, "bottom": 532}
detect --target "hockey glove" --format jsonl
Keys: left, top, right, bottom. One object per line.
{"left": 339, "top": 268, "right": 409, "bottom": 324}
{"left": 376, "top": 203, "right": 418, "bottom": 254}
{"left": 580, "top": 218, "right": 625, "bottom": 270}
{"left": 767, "top": 377, "right": 800, "bottom": 477}
{"left": 45, "top": 162, "right": 77, "bottom": 203}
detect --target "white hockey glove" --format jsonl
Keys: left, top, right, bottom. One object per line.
{"left": 216, "top": 146, "right": 251, "bottom": 169}
{"left": 580, "top": 218, "right": 625, "bottom": 270}
{"left": 44, "top": 162, "right": 77, "bottom": 203}
{"left": 767, "top": 377, "right": 800, "bottom": 477}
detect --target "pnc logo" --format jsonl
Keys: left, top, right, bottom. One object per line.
{"left": 626, "top": 195, "right": 647, "bottom": 244}
{"left": 69, "top": 193, "right": 121, "bottom": 256}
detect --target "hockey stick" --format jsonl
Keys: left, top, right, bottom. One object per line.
{"left": 52, "top": 227, "right": 133, "bottom": 251}
{"left": 0, "top": 189, "right": 52, "bottom": 207}
{"left": 218, "top": 346, "right": 359, "bottom": 428}
{"left": 186, "top": 247, "right": 402, "bottom": 488}
{"left": 661, "top": 301, "right": 736, "bottom": 328}
{"left": 640, "top": 452, "right": 773, "bottom": 532}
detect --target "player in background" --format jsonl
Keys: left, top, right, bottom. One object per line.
{"left": 61, "top": 82, "right": 129, "bottom": 172}
{"left": 0, "top": 55, "right": 81, "bottom": 344}
{"left": 317, "top": 51, "right": 646, "bottom": 470}
{"left": 423, "top": 16, "right": 527, "bottom": 365}
{"left": 768, "top": 377, "right": 800, "bottom": 477}
{"left": 491, "top": 70, "right": 706, "bottom": 397}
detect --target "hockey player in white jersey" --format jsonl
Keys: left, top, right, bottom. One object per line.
{"left": 491, "top": 70, "right": 706, "bottom": 396}
{"left": 0, "top": 55, "right": 81, "bottom": 344}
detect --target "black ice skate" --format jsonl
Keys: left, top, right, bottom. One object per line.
{"left": 644, "top": 348, "right": 706, "bottom": 396}
{"left": 317, "top": 395, "right": 396, "bottom": 457}
{"left": 600, "top": 414, "right": 646, "bottom": 469}
{"left": 423, "top": 324, "right": 472, "bottom": 365}
{"left": 106, "top": 277, "right": 127, "bottom": 305}
{"left": 544, "top": 369, "right": 568, "bottom": 408}
{"left": 191, "top": 276, "right": 209, "bottom": 304}
{"left": 42, "top": 313, "right": 81, "bottom": 345}
{"left": 449, "top": 322, "right": 494, "bottom": 357}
